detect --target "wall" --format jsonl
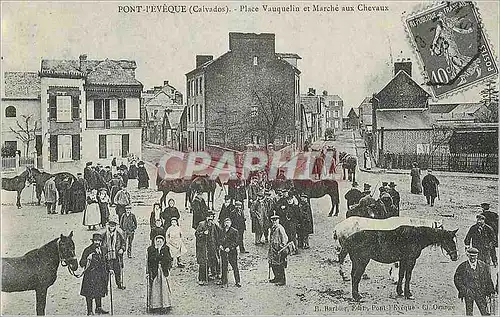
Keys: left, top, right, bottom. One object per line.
{"left": 1, "top": 99, "right": 41, "bottom": 156}
{"left": 81, "top": 129, "right": 142, "bottom": 164}
{"left": 382, "top": 129, "right": 433, "bottom": 154}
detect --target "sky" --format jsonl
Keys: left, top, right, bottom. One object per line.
{"left": 1, "top": 1, "right": 499, "bottom": 114}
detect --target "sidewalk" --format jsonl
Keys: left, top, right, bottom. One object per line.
{"left": 351, "top": 131, "right": 498, "bottom": 181}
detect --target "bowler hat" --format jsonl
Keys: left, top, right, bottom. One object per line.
{"left": 270, "top": 215, "right": 280, "bottom": 220}
{"left": 125, "top": 205, "right": 132, "bottom": 210}
{"left": 352, "top": 182, "right": 359, "bottom": 187}
{"left": 480, "top": 203, "right": 490, "bottom": 210}
{"left": 467, "top": 247, "right": 479, "bottom": 255}
{"left": 389, "top": 182, "right": 396, "bottom": 187}
{"left": 77, "top": 172, "right": 83, "bottom": 176}
{"left": 363, "top": 183, "right": 371, "bottom": 191}
{"left": 86, "top": 162, "right": 93, "bottom": 166}
{"left": 91, "top": 233, "right": 102, "bottom": 241}
{"left": 476, "top": 214, "right": 486, "bottom": 220}
{"left": 382, "top": 182, "right": 388, "bottom": 186}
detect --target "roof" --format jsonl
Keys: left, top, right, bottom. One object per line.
{"left": 359, "top": 96, "right": 371, "bottom": 106}
{"left": 3, "top": 72, "right": 40, "bottom": 98}
{"left": 164, "top": 109, "right": 184, "bottom": 129}
{"left": 376, "top": 109, "right": 433, "bottom": 130}
{"left": 450, "top": 103, "right": 483, "bottom": 114}
{"left": 428, "top": 103, "right": 459, "bottom": 114}
{"left": 347, "top": 108, "right": 359, "bottom": 118}
{"left": 276, "top": 53, "right": 302, "bottom": 60}
{"left": 86, "top": 59, "right": 141, "bottom": 86}
{"left": 375, "top": 70, "right": 430, "bottom": 108}
{"left": 300, "top": 95, "right": 319, "bottom": 113}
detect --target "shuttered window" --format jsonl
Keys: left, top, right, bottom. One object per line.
{"left": 49, "top": 95, "right": 57, "bottom": 119}
{"left": 72, "top": 135, "right": 80, "bottom": 160}
{"left": 58, "top": 135, "right": 72, "bottom": 161}
{"left": 122, "top": 134, "right": 129, "bottom": 158}
{"left": 118, "top": 99, "right": 126, "bottom": 119}
{"left": 56, "top": 96, "right": 72, "bottom": 122}
{"left": 94, "top": 100, "right": 103, "bottom": 119}
{"left": 99, "top": 135, "right": 107, "bottom": 159}
{"left": 49, "top": 135, "right": 58, "bottom": 162}
{"left": 71, "top": 96, "right": 80, "bottom": 119}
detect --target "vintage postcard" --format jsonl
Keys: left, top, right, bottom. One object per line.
{"left": 1, "top": 1, "right": 498, "bottom": 316}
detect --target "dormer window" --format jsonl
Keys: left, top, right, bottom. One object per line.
{"left": 253, "top": 56, "right": 258, "bottom": 66}
{"left": 5, "top": 106, "right": 16, "bottom": 118}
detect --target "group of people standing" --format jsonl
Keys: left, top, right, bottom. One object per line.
{"left": 410, "top": 162, "right": 441, "bottom": 206}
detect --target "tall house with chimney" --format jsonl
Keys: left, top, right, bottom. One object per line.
{"left": 39, "top": 54, "right": 143, "bottom": 172}
{"left": 371, "top": 59, "right": 432, "bottom": 165}
{"left": 185, "top": 32, "right": 301, "bottom": 152}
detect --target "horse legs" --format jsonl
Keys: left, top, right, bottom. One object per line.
{"left": 16, "top": 190, "right": 22, "bottom": 208}
{"left": 396, "top": 260, "right": 406, "bottom": 296}
{"left": 404, "top": 259, "right": 417, "bottom": 299}
{"left": 328, "top": 194, "right": 339, "bottom": 216}
{"left": 159, "top": 191, "right": 167, "bottom": 209}
{"left": 351, "top": 256, "right": 370, "bottom": 301}
{"left": 36, "top": 186, "right": 42, "bottom": 206}
{"left": 35, "top": 287, "right": 48, "bottom": 315}
{"left": 352, "top": 169, "right": 356, "bottom": 183}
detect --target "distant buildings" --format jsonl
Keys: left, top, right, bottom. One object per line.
{"left": 321, "top": 92, "right": 343, "bottom": 134}
{"left": 343, "top": 108, "right": 359, "bottom": 130}
{"left": 185, "top": 32, "right": 301, "bottom": 152}
{"left": 358, "top": 96, "right": 372, "bottom": 135}
{"left": 300, "top": 89, "right": 322, "bottom": 143}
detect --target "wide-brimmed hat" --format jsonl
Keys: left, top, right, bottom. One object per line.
{"left": 91, "top": 233, "right": 102, "bottom": 241}
{"left": 170, "top": 217, "right": 178, "bottom": 222}
{"left": 480, "top": 203, "right": 490, "bottom": 210}
{"left": 206, "top": 211, "right": 215, "bottom": 218}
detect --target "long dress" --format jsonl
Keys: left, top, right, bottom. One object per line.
{"left": 147, "top": 246, "right": 172, "bottom": 311}
{"left": 166, "top": 225, "right": 187, "bottom": 259}
{"left": 72, "top": 179, "right": 88, "bottom": 213}
{"left": 410, "top": 168, "right": 422, "bottom": 194}
{"left": 83, "top": 197, "right": 101, "bottom": 227}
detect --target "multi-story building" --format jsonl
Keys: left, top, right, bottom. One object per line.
{"left": 39, "top": 54, "right": 143, "bottom": 172}
{"left": 142, "top": 81, "right": 184, "bottom": 147}
{"left": 358, "top": 96, "right": 373, "bottom": 135}
{"left": 185, "top": 32, "right": 301, "bottom": 152}
{"left": 300, "top": 88, "right": 322, "bottom": 142}
{"left": 1, "top": 72, "right": 41, "bottom": 159}
{"left": 320, "top": 91, "right": 343, "bottom": 136}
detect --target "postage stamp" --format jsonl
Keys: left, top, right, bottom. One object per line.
{"left": 406, "top": 1, "right": 498, "bottom": 98}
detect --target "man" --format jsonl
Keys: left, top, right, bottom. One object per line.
{"left": 344, "top": 182, "right": 363, "bottom": 210}
{"left": 379, "top": 187, "right": 396, "bottom": 218}
{"left": 226, "top": 172, "right": 238, "bottom": 204}
{"left": 465, "top": 214, "right": 497, "bottom": 267}
{"left": 72, "top": 173, "right": 88, "bottom": 213}
{"left": 250, "top": 192, "right": 266, "bottom": 245}
{"left": 388, "top": 182, "right": 400, "bottom": 214}
{"left": 101, "top": 166, "right": 113, "bottom": 184}
{"left": 79, "top": 233, "right": 109, "bottom": 315}
{"left": 378, "top": 182, "right": 389, "bottom": 198}
{"left": 43, "top": 176, "right": 57, "bottom": 214}
{"left": 114, "top": 187, "right": 131, "bottom": 221}
{"left": 230, "top": 201, "right": 248, "bottom": 253}
{"left": 234, "top": 172, "right": 247, "bottom": 205}
{"left": 108, "top": 174, "right": 124, "bottom": 205}
{"left": 60, "top": 177, "right": 73, "bottom": 215}
{"left": 263, "top": 190, "right": 274, "bottom": 243}
{"left": 297, "top": 193, "right": 313, "bottom": 249}
{"left": 218, "top": 195, "right": 234, "bottom": 227}
{"left": 358, "top": 183, "right": 375, "bottom": 207}
{"left": 195, "top": 212, "right": 221, "bottom": 285}
{"left": 454, "top": 247, "right": 495, "bottom": 316}
{"left": 247, "top": 177, "right": 260, "bottom": 209}
{"left": 422, "top": 169, "right": 440, "bottom": 206}
{"left": 84, "top": 162, "right": 96, "bottom": 190}
{"left": 281, "top": 194, "right": 300, "bottom": 254}
{"left": 192, "top": 191, "right": 209, "bottom": 230}
{"left": 480, "top": 203, "right": 498, "bottom": 239}
{"left": 217, "top": 218, "right": 241, "bottom": 287}
{"left": 268, "top": 215, "right": 289, "bottom": 286}
{"left": 102, "top": 214, "right": 126, "bottom": 290}
{"left": 120, "top": 205, "right": 137, "bottom": 258}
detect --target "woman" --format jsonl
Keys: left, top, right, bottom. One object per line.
{"left": 161, "top": 199, "right": 180, "bottom": 229}
{"left": 97, "top": 188, "right": 110, "bottom": 228}
{"left": 147, "top": 235, "right": 173, "bottom": 313}
{"left": 83, "top": 190, "right": 101, "bottom": 230}
{"left": 410, "top": 162, "right": 422, "bottom": 194}
{"left": 128, "top": 160, "right": 138, "bottom": 180}
{"left": 150, "top": 218, "right": 166, "bottom": 246}
{"left": 166, "top": 218, "right": 186, "bottom": 268}
{"left": 137, "top": 161, "right": 150, "bottom": 189}
{"left": 150, "top": 203, "right": 163, "bottom": 228}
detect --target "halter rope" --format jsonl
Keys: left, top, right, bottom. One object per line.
{"left": 56, "top": 238, "right": 85, "bottom": 278}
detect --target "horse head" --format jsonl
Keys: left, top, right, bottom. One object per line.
{"left": 438, "top": 228, "right": 459, "bottom": 261}
{"left": 58, "top": 231, "right": 78, "bottom": 271}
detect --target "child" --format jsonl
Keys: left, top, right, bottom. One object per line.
{"left": 120, "top": 205, "right": 138, "bottom": 258}
{"left": 97, "top": 188, "right": 110, "bottom": 228}
{"left": 83, "top": 190, "right": 101, "bottom": 231}
{"left": 150, "top": 218, "right": 166, "bottom": 246}
{"left": 165, "top": 218, "right": 186, "bottom": 268}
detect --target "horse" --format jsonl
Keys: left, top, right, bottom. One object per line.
{"left": 1, "top": 167, "right": 32, "bottom": 208}
{"left": 339, "top": 152, "right": 357, "bottom": 183}
{"left": 2, "top": 231, "right": 79, "bottom": 315}
{"left": 189, "top": 175, "right": 224, "bottom": 210}
{"left": 28, "top": 167, "right": 77, "bottom": 206}
{"left": 342, "top": 225, "right": 458, "bottom": 301}
{"left": 158, "top": 178, "right": 193, "bottom": 210}
{"left": 284, "top": 179, "right": 340, "bottom": 216}
{"left": 346, "top": 199, "right": 387, "bottom": 219}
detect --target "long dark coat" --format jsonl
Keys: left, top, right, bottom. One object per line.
{"left": 344, "top": 188, "right": 363, "bottom": 208}
{"left": 298, "top": 200, "right": 313, "bottom": 235}
{"left": 128, "top": 165, "right": 138, "bottom": 179}
{"left": 195, "top": 221, "right": 220, "bottom": 265}
{"left": 191, "top": 197, "right": 209, "bottom": 229}
{"left": 79, "top": 244, "right": 109, "bottom": 298}
{"left": 422, "top": 174, "right": 440, "bottom": 198}
{"left": 161, "top": 207, "right": 180, "bottom": 228}
{"left": 72, "top": 178, "right": 88, "bottom": 213}
{"left": 464, "top": 223, "right": 496, "bottom": 264}
{"left": 137, "top": 166, "right": 150, "bottom": 189}
{"left": 410, "top": 167, "right": 422, "bottom": 194}
{"left": 218, "top": 203, "right": 235, "bottom": 227}
{"left": 228, "top": 207, "right": 246, "bottom": 232}
{"left": 147, "top": 245, "right": 173, "bottom": 282}
{"left": 454, "top": 260, "right": 495, "bottom": 299}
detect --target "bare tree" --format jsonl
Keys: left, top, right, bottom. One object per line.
{"left": 250, "top": 87, "right": 294, "bottom": 145}
{"left": 210, "top": 103, "right": 241, "bottom": 147}
{"left": 10, "top": 114, "right": 40, "bottom": 157}
{"left": 478, "top": 80, "right": 499, "bottom": 123}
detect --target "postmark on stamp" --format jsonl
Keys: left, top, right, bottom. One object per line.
{"left": 405, "top": 1, "right": 498, "bottom": 98}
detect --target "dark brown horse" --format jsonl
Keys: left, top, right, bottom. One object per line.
{"left": 158, "top": 178, "right": 193, "bottom": 209}
{"left": 28, "top": 167, "right": 76, "bottom": 206}
{"left": 2, "top": 232, "right": 79, "bottom": 315}
{"left": 1, "top": 167, "right": 32, "bottom": 208}
{"left": 284, "top": 179, "right": 340, "bottom": 216}
{"left": 189, "top": 175, "right": 224, "bottom": 210}
{"left": 343, "top": 226, "right": 458, "bottom": 301}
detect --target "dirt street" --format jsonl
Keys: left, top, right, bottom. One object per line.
{"left": 1, "top": 133, "right": 498, "bottom": 315}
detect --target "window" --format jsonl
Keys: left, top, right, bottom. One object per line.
{"left": 187, "top": 107, "right": 191, "bottom": 122}
{"left": 122, "top": 134, "right": 129, "bottom": 157}
{"left": 94, "top": 100, "right": 103, "bottom": 119}
{"left": 195, "top": 105, "right": 199, "bottom": 122}
{"left": 329, "top": 101, "right": 334, "bottom": 107}
{"left": 199, "top": 104, "right": 203, "bottom": 122}
{"left": 198, "top": 132, "right": 204, "bottom": 151}
{"left": 99, "top": 135, "right": 107, "bottom": 158}
{"left": 108, "top": 135, "right": 122, "bottom": 158}
{"left": 253, "top": 56, "right": 258, "bottom": 66}
{"left": 199, "top": 77, "right": 203, "bottom": 94}
{"left": 334, "top": 121, "right": 339, "bottom": 129}
{"left": 58, "top": 135, "right": 72, "bottom": 161}
{"left": 5, "top": 106, "right": 16, "bottom": 118}
{"left": 118, "top": 99, "right": 126, "bottom": 119}
{"left": 326, "top": 111, "right": 330, "bottom": 118}
{"left": 334, "top": 110, "right": 339, "bottom": 118}
{"left": 4, "top": 140, "right": 17, "bottom": 150}
{"left": 195, "top": 79, "right": 199, "bottom": 96}
{"left": 56, "top": 96, "right": 72, "bottom": 122}
{"left": 187, "top": 80, "right": 190, "bottom": 97}
{"left": 251, "top": 105, "right": 258, "bottom": 117}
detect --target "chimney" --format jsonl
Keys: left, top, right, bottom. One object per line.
{"left": 322, "top": 90, "right": 328, "bottom": 96}
{"left": 228, "top": 32, "right": 275, "bottom": 55}
{"left": 163, "top": 81, "right": 169, "bottom": 86}
{"left": 307, "top": 88, "right": 316, "bottom": 96}
{"left": 196, "top": 55, "right": 213, "bottom": 68}
{"left": 79, "top": 54, "right": 88, "bottom": 73}
{"left": 394, "top": 59, "right": 412, "bottom": 77}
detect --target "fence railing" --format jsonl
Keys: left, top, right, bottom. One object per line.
{"left": 1, "top": 156, "right": 37, "bottom": 170}
{"left": 381, "top": 152, "right": 498, "bottom": 175}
